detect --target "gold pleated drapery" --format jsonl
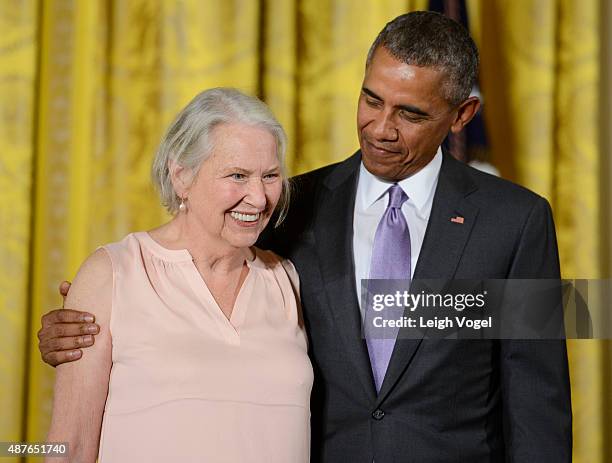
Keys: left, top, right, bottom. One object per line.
{"left": 0, "top": 1, "right": 609, "bottom": 462}
{"left": 475, "top": 1, "right": 611, "bottom": 460}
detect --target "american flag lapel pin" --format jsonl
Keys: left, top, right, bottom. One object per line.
{"left": 450, "top": 215, "right": 464, "bottom": 224}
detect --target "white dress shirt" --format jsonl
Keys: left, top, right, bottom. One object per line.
{"left": 353, "top": 148, "right": 442, "bottom": 311}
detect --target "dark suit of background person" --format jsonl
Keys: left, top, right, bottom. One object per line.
{"left": 260, "top": 148, "right": 572, "bottom": 462}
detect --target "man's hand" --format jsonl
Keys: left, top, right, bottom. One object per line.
{"left": 37, "top": 281, "right": 100, "bottom": 367}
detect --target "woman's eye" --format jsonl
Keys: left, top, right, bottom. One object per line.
{"left": 230, "top": 173, "right": 246, "bottom": 180}
{"left": 263, "top": 173, "right": 279, "bottom": 181}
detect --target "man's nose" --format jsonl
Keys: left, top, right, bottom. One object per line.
{"left": 371, "top": 111, "right": 398, "bottom": 141}
{"left": 245, "top": 178, "right": 267, "bottom": 209}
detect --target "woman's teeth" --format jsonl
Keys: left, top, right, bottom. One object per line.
{"left": 230, "top": 211, "right": 259, "bottom": 222}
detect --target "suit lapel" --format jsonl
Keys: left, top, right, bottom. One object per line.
{"left": 314, "top": 152, "right": 377, "bottom": 401}
{"left": 376, "top": 153, "right": 480, "bottom": 404}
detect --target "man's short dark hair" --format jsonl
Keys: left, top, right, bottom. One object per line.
{"left": 366, "top": 11, "right": 479, "bottom": 106}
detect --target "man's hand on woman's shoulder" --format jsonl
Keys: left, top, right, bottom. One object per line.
{"left": 37, "top": 281, "right": 100, "bottom": 367}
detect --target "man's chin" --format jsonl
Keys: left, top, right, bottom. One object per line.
{"left": 362, "top": 156, "right": 403, "bottom": 181}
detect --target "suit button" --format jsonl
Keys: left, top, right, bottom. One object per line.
{"left": 372, "top": 409, "right": 385, "bottom": 420}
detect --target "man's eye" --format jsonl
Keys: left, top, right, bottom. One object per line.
{"left": 366, "top": 97, "right": 382, "bottom": 107}
{"left": 399, "top": 111, "right": 424, "bottom": 123}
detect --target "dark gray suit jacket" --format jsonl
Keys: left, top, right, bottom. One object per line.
{"left": 262, "top": 151, "right": 572, "bottom": 462}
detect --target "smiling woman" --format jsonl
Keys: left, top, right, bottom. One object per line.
{"left": 43, "top": 88, "right": 313, "bottom": 463}
{"left": 166, "top": 123, "right": 283, "bottom": 254}
{"left": 151, "top": 87, "right": 290, "bottom": 224}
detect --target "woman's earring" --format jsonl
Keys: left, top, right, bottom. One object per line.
{"left": 179, "top": 196, "right": 187, "bottom": 212}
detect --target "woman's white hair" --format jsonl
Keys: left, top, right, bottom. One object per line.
{"left": 151, "top": 87, "right": 290, "bottom": 226}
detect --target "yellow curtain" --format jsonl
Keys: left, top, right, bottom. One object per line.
{"left": 475, "top": 0, "right": 611, "bottom": 462}
{"left": 0, "top": 0, "right": 37, "bottom": 448}
{"left": 1, "top": 1, "right": 608, "bottom": 462}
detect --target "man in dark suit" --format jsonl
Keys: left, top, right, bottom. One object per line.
{"left": 38, "top": 11, "right": 571, "bottom": 462}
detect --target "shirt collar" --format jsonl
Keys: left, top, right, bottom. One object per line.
{"left": 358, "top": 147, "right": 442, "bottom": 217}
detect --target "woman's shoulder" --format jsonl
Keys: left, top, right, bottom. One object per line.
{"left": 100, "top": 231, "right": 159, "bottom": 270}
{"left": 66, "top": 233, "right": 141, "bottom": 329}
{"left": 101, "top": 232, "right": 143, "bottom": 255}
{"left": 75, "top": 248, "right": 113, "bottom": 286}
{"left": 252, "top": 247, "right": 296, "bottom": 272}
{"left": 69, "top": 231, "right": 146, "bottom": 306}
{"left": 66, "top": 248, "right": 113, "bottom": 320}
{"left": 252, "top": 247, "right": 299, "bottom": 292}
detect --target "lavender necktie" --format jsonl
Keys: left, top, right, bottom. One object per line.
{"left": 365, "top": 184, "right": 411, "bottom": 392}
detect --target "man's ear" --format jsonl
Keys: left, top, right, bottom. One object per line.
{"left": 168, "top": 159, "right": 190, "bottom": 198}
{"left": 450, "top": 96, "right": 481, "bottom": 134}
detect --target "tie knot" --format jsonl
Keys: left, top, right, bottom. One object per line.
{"left": 387, "top": 184, "right": 408, "bottom": 209}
